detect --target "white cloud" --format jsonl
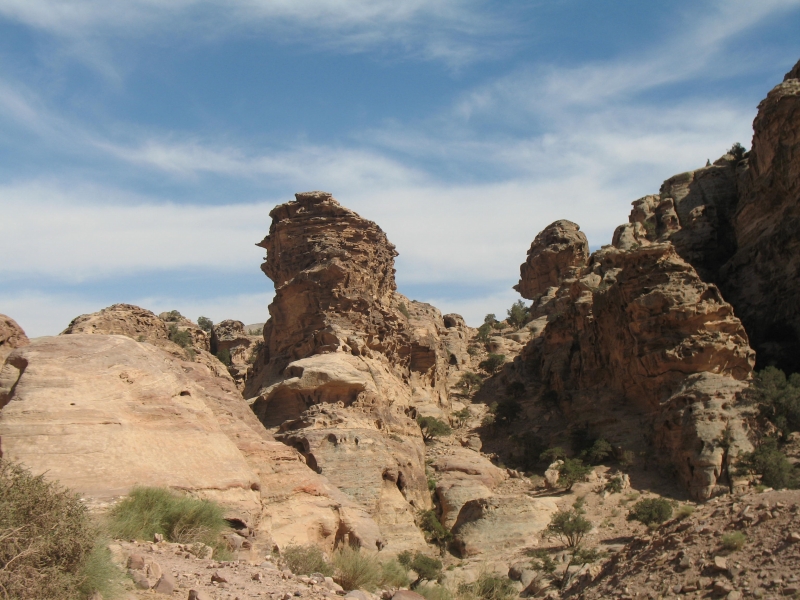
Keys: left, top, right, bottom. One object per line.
{"left": 0, "top": 0, "right": 509, "bottom": 66}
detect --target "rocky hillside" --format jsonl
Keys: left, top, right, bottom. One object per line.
{"left": 613, "top": 58, "right": 800, "bottom": 374}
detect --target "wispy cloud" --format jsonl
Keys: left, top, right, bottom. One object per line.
{"left": 0, "top": 0, "right": 513, "bottom": 66}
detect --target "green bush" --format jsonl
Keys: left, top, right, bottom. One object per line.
{"left": 581, "top": 438, "right": 613, "bottom": 465}
{"left": 216, "top": 347, "right": 232, "bottom": 366}
{"left": 417, "top": 416, "right": 452, "bottom": 442}
{"left": 728, "top": 142, "right": 746, "bottom": 162}
{"left": 333, "top": 545, "right": 381, "bottom": 591}
{"left": 479, "top": 353, "right": 505, "bottom": 375}
{"left": 675, "top": 505, "right": 695, "bottom": 520}
{"left": 475, "top": 323, "right": 492, "bottom": 344}
{"left": 604, "top": 475, "right": 624, "bottom": 494}
{"left": 163, "top": 309, "right": 183, "bottom": 322}
{"left": 457, "top": 372, "right": 483, "bottom": 395}
{"left": 380, "top": 559, "right": 410, "bottom": 588}
{"left": 419, "top": 511, "right": 451, "bottom": 548}
{"left": 107, "top": 486, "right": 228, "bottom": 550}
{"left": 737, "top": 437, "right": 799, "bottom": 489}
{"left": 627, "top": 498, "right": 673, "bottom": 526}
{"left": 0, "top": 460, "right": 119, "bottom": 600}
{"left": 168, "top": 323, "right": 193, "bottom": 348}
{"left": 409, "top": 553, "right": 442, "bottom": 584}
{"left": 527, "top": 548, "right": 557, "bottom": 574}
{"left": 458, "top": 572, "right": 516, "bottom": 600}
{"left": 197, "top": 316, "right": 213, "bottom": 332}
{"left": 506, "top": 300, "right": 530, "bottom": 329}
{"left": 417, "top": 583, "right": 452, "bottom": 600}
{"left": 721, "top": 531, "right": 746, "bottom": 551}
{"left": 557, "top": 458, "right": 592, "bottom": 491}
{"left": 484, "top": 314, "right": 497, "bottom": 325}
{"left": 544, "top": 508, "right": 592, "bottom": 548}
{"left": 282, "top": 544, "right": 333, "bottom": 576}
{"left": 539, "top": 446, "right": 566, "bottom": 463}
{"left": 747, "top": 367, "right": 800, "bottom": 438}
{"left": 452, "top": 407, "right": 472, "bottom": 426}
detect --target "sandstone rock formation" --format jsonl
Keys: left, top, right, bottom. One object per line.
{"left": 613, "top": 59, "right": 800, "bottom": 373}
{"left": 0, "top": 333, "right": 388, "bottom": 553}
{"left": 0, "top": 314, "right": 28, "bottom": 363}
{"left": 212, "top": 319, "right": 261, "bottom": 390}
{"left": 515, "top": 221, "right": 755, "bottom": 499}
{"left": 244, "top": 192, "right": 469, "bottom": 553}
{"left": 62, "top": 304, "right": 231, "bottom": 381}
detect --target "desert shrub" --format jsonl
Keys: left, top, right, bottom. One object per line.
{"left": 419, "top": 511, "right": 451, "bottom": 548}
{"left": 0, "top": 460, "right": 116, "bottom": 600}
{"left": 409, "top": 553, "right": 443, "bottom": 584}
{"left": 544, "top": 507, "right": 592, "bottom": 548}
{"left": 417, "top": 583, "right": 452, "bottom": 600}
{"left": 506, "top": 300, "right": 529, "bottom": 329}
{"left": 333, "top": 546, "right": 381, "bottom": 591}
{"left": 619, "top": 449, "right": 636, "bottom": 469}
{"left": 539, "top": 446, "right": 566, "bottom": 463}
{"left": 457, "top": 372, "right": 483, "bottom": 395}
{"left": 492, "top": 321, "right": 506, "bottom": 330}
{"left": 216, "top": 347, "right": 232, "bottom": 366}
{"left": 78, "top": 538, "right": 124, "bottom": 599}
{"left": 628, "top": 498, "right": 673, "bottom": 526}
{"left": 559, "top": 547, "right": 605, "bottom": 589}
{"left": 197, "top": 316, "right": 213, "bottom": 332}
{"left": 398, "top": 303, "right": 411, "bottom": 319}
{"left": 528, "top": 548, "right": 557, "bottom": 574}
{"left": 721, "top": 531, "right": 746, "bottom": 551}
{"left": 675, "top": 505, "right": 695, "bottom": 520}
{"left": 475, "top": 323, "right": 492, "bottom": 344}
{"left": 427, "top": 476, "right": 437, "bottom": 492}
{"left": 417, "top": 416, "right": 452, "bottom": 442}
{"left": 746, "top": 367, "right": 800, "bottom": 438}
{"left": 728, "top": 142, "right": 746, "bottom": 162}
{"left": 380, "top": 559, "right": 410, "bottom": 588}
{"left": 397, "top": 550, "right": 413, "bottom": 569}
{"left": 458, "top": 572, "right": 516, "bottom": 600}
{"left": 108, "top": 486, "right": 227, "bottom": 550}
{"left": 453, "top": 406, "right": 472, "bottom": 424}
{"left": 505, "top": 381, "right": 525, "bottom": 399}
{"left": 484, "top": 314, "right": 497, "bottom": 324}
{"left": 581, "top": 438, "right": 613, "bottom": 465}
{"left": 168, "top": 323, "right": 193, "bottom": 348}
{"left": 282, "top": 544, "right": 333, "bottom": 576}
{"left": 604, "top": 475, "right": 624, "bottom": 494}
{"left": 736, "top": 437, "right": 799, "bottom": 489}
{"left": 494, "top": 399, "right": 521, "bottom": 425}
{"left": 481, "top": 413, "right": 495, "bottom": 428}
{"left": 467, "top": 345, "right": 479, "bottom": 356}
{"left": 163, "top": 309, "right": 182, "bottom": 322}
{"left": 479, "top": 353, "right": 506, "bottom": 375}
{"left": 557, "top": 458, "right": 592, "bottom": 491}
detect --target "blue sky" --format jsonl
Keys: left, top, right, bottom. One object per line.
{"left": 1, "top": 0, "right": 799, "bottom": 336}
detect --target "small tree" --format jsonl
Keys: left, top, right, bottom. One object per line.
{"left": 457, "top": 372, "right": 484, "bottom": 395}
{"left": 507, "top": 300, "right": 529, "bottom": 328}
{"left": 736, "top": 437, "right": 799, "bottom": 489}
{"left": 417, "top": 416, "right": 452, "bottom": 443}
{"left": 540, "top": 446, "right": 566, "bottom": 463}
{"left": 544, "top": 506, "right": 592, "bottom": 548}
{"left": 418, "top": 510, "right": 451, "bottom": 549}
{"left": 628, "top": 498, "right": 673, "bottom": 526}
{"left": 452, "top": 407, "right": 472, "bottom": 427}
{"left": 197, "top": 316, "right": 213, "bottom": 333}
{"left": 476, "top": 323, "right": 493, "bottom": 344}
{"left": 408, "top": 553, "right": 442, "bottom": 587}
{"left": 728, "top": 142, "right": 746, "bottom": 162}
{"left": 484, "top": 314, "right": 497, "bottom": 325}
{"left": 557, "top": 458, "right": 592, "bottom": 491}
{"left": 479, "top": 353, "right": 506, "bottom": 375}
{"left": 581, "top": 438, "right": 613, "bottom": 465}
{"left": 559, "top": 547, "right": 605, "bottom": 590}
{"left": 216, "top": 347, "right": 232, "bottom": 366}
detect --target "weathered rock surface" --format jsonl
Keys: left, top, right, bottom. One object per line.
{"left": 62, "top": 304, "right": 231, "bottom": 381}
{"left": 245, "top": 192, "right": 465, "bottom": 552}
{"left": 0, "top": 333, "right": 387, "bottom": 554}
{"left": 211, "top": 319, "right": 261, "bottom": 390}
{"left": 516, "top": 221, "right": 755, "bottom": 499}
{"left": 0, "top": 314, "right": 28, "bottom": 364}
{"left": 614, "top": 60, "right": 800, "bottom": 373}
{"left": 450, "top": 495, "right": 557, "bottom": 558}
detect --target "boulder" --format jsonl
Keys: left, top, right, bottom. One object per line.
{"left": 0, "top": 314, "right": 28, "bottom": 364}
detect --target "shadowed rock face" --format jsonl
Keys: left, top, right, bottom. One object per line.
{"left": 516, "top": 222, "right": 755, "bottom": 499}
{"left": 245, "top": 191, "right": 467, "bottom": 553}
{"left": 613, "top": 59, "right": 800, "bottom": 373}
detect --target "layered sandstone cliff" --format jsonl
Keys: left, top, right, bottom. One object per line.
{"left": 614, "top": 59, "right": 800, "bottom": 373}
{"left": 515, "top": 221, "right": 755, "bottom": 499}
{"left": 0, "top": 314, "right": 28, "bottom": 363}
{"left": 244, "top": 191, "right": 468, "bottom": 553}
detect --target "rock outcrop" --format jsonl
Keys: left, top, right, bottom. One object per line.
{"left": 0, "top": 332, "right": 388, "bottom": 554}
{"left": 245, "top": 192, "right": 467, "bottom": 552}
{"left": 211, "top": 319, "right": 261, "bottom": 390}
{"left": 0, "top": 314, "right": 28, "bottom": 363}
{"left": 62, "top": 304, "right": 231, "bottom": 381}
{"left": 613, "top": 59, "right": 800, "bottom": 373}
{"left": 516, "top": 221, "right": 755, "bottom": 499}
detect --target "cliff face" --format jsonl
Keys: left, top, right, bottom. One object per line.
{"left": 0, "top": 314, "right": 28, "bottom": 364}
{"left": 614, "top": 59, "right": 800, "bottom": 373}
{"left": 245, "top": 191, "right": 467, "bottom": 553}
{"left": 516, "top": 221, "right": 755, "bottom": 499}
